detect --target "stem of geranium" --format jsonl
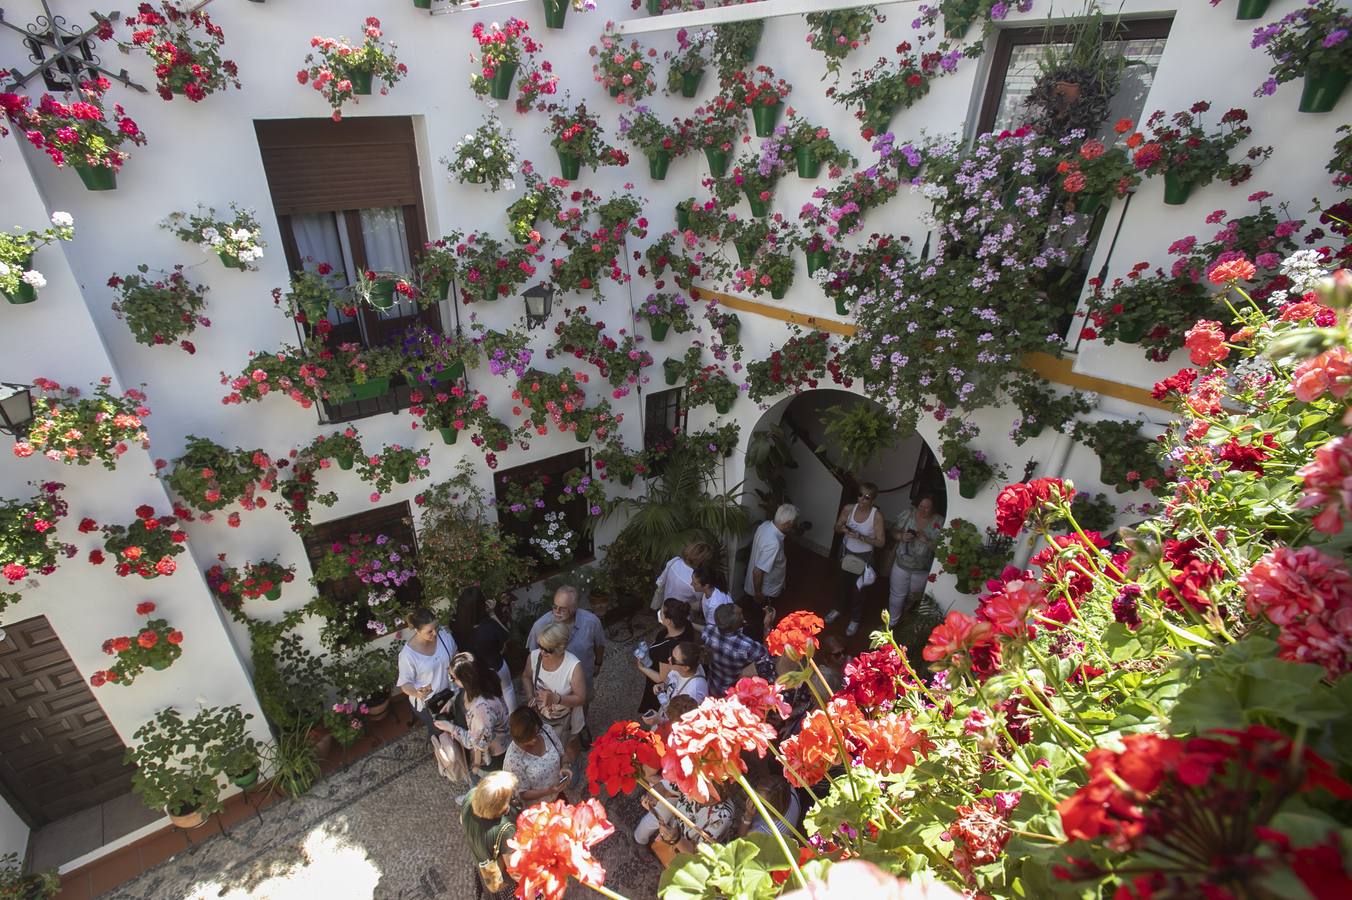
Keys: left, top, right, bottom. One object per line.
{"left": 985, "top": 747, "right": 1059, "bottom": 806}
{"left": 1024, "top": 640, "right": 1097, "bottom": 740}
{"left": 637, "top": 777, "right": 714, "bottom": 843}
{"left": 1010, "top": 827, "right": 1065, "bottom": 843}
{"left": 1017, "top": 682, "right": 1092, "bottom": 756}
{"left": 585, "top": 883, "right": 633, "bottom": 900}
{"left": 802, "top": 661, "right": 861, "bottom": 802}
{"left": 736, "top": 773, "right": 806, "bottom": 889}
{"left": 882, "top": 630, "right": 942, "bottom": 709}
{"left": 767, "top": 744, "right": 823, "bottom": 805}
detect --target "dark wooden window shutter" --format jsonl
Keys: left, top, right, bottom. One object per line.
{"left": 254, "top": 117, "right": 421, "bottom": 215}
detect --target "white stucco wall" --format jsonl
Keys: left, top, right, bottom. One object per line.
{"left": 0, "top": 0, "right": 1344, "bottom": 864}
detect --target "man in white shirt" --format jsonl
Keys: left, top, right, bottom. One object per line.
{"left": 741, "top": 503, "right": 798, "bottom": 642}
{"left": 690, "top": 565, "right": 733, "bottom": 626}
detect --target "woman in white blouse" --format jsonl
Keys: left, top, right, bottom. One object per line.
{"left": 651, "top": 540, "right": 715, "bottom": 610}
{"left": 397, "top": 608, "right": 457, "bottom": 737}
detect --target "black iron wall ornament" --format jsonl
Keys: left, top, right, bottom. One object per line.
{"left": 0, "top": 1, "right": 144, "bottom": 92}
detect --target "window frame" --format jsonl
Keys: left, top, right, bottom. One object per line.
{"left": 644, "top": 387, "right": 688, "bottom": 454}
{"left": 975, "top": 17, "right": 1175, "bottom": 137}
{"left": 493, "top": 449, "right": 596, "bottom": 579}
{"left": 302, "top": 501, "right": 422, "bottom": 647}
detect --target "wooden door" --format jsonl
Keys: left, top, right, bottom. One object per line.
{"left": 0, "top": 617, "right": 133, "bottom": 826}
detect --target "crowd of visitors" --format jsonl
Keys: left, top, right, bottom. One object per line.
{"left": 396, "top": 496, "right": 942, "bottom": 896}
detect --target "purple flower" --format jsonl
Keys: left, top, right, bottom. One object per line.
{"left": 1324, "top": 29, "right": 1348, "bottom": 48}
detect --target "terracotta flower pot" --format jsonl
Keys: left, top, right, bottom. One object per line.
{"left": 167, "top": 804, "right": 206, "bottom": 829}
{"left": 308, "top": 726, "right": 334, "bottom": 758}
{"left": 366, "top": 697, "right": 391, "bottom": 721}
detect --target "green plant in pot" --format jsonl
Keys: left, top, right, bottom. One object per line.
{"left": 934, "top": 518, "right": 1014, "bottom": 594}
{"left": 546, "top": 99, "right": 629, "bottom": 179}
{"left": 711, "top": 19, "right": 765, "bottom": 81}
{"left": 1252, "top": 0, "right": 1352, "bottom": 113}
{"left": 320, "top": 340, "right": 406, "bottom": 404}
{"left": 356, "top": 443, "right": 430, "bottom": 493}
{"left": 722, "top": 66, "right": 792, "bottom": 138}
{"left": 1082, "top": 262, "right": 1219, "bottom": 361}
{"left": 690, "top": 99, "right": 743, "bottom": 177}
{"left": 1073, "top": 418, "right": 1167, "bottom": 494}
{"left": 593, "top": 439, "right": 650, "bottom": 487}
{"left": 263, "top": 722, "right": 321, "bottom": 799}
{"left": 778, "top": 115, "right": 856, "bottom": 179}
{"left": 419, "top": 461, "right": 537, "bottom": 601}
{"left": 1129, "top": 102, "right": 1270, "bottom": 205}
{"left": 822, "top": 401, "right": 900, "bottom": 472}
{"left": 166, "top": 435, "right": 271, "bottom": 514}
{"left": 1007, "top": 372, "right": 1095, "bottom": 445}
{"left": 805, "top": 8, "right": 883, "bottom": 77}
{"left": 467, "top": 18, "right": 534, "bottom": 102}
{"left": 505, "top": 171, "right": 563, "bottom": 246}
{"left": 353, "top": 268, "right": 417, "bottom": 312}
{"left": 665, "top": 26, "right": 711, "bottom": 97}
{"left": 89, "top": 601, "right": 184, "bottom": 687}
{"left": 162, "top": 204, "right": 265, "bottom": 270}
{"left": 619, "top": 106, "right": 688, "bottom": 180}
{"left": 636, "top": 291, "right": 695, "bottom": 342}
{"left": 109, "top": 265, "right": 210, "bottom": 353}
{"left": 125, "top": 707, "right": 228, "bottom": 826}
{"left": 939, "top": 417, "right": 1008, "bottom": 500}
{"left": 1021, "top": 4, "right": 1128, "bottom": 140}
{"left": 0, "top": 852, "right": 59, "bottom": 899}
{"left": 275, "top": 264, "right": 344, "bottom": 327}
{"left": 0, "top": 211, "right": 73, "bottom": 305}
{"left": 686, "top": 364, "right": 740, "bottom": 415}
{"left": 202, "top": 705, "right": 264, "bottom": 788}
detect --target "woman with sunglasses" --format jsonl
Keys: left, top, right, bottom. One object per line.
{"left": 830, "top": 482, "right": 885, "bottom": 637}
{"left": 636, "top": 641, "right": 708, "bottom": 724}
{"left": 520, "top": 621, "right": 586, "bottom": 745}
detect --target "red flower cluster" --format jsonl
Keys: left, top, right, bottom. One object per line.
{"left": 922, "top": 610, "right": 995, "bottom": 672}
{"left": 121, "top": 1, "right": 239, "bottom": 102}
{"left": 1241, "top": 545, "right": 1352, "bottom": 678}
{"left": 506, "top": 799, "right": 615, "bottom": 900}
{"left": 586, "top": 720, "right": 664, "bottom": 796}
{"left": 781, "top": 696, "right": 932, "bottom": 788}
{"left": 727, "top": 676, "right": 791, "bottom": 720}
{"left": 1298, "top": 433, "right": 1352, "bottom": 535}
{"left": 1159, "top": 536, "right": 1226, "bottom": 613}
{"left": 1183, "top": 319, "right": 1229, "bottom": 367}
{"left": 660, "top": 696, "right": 776, "bottom": 802}
{"left": 766, "top": 610, "right": 824, "bottom": 658}
{"left": 838, "top": 645, "right": 905, "bottom": 709}
{"left": 947, "top": 797, "right": 1017, "bottom": 883}
{"left": 993, "top": 478, "right": 1074, "bottom": 537}
{"left": 91, "top": 602, "right": 183, "bottom": 687}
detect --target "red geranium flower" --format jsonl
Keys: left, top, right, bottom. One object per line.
{"left": 727, "top": 676, "right": 791, "bottom": 720}
{"left": 660, "top": 696, "right": 776, "bottom": 803}
{"left": 586, "top": 720, "right": 664, "bottom": 796}
{"left": 766, "top": 610, "right": 824, "bottom": 659}
{"left": 994, "top": 478, "right": 1074, "bottom": 537}
{"left": 135, "top": 601, "right": 156, "bottom": 616}
{"left": 839, "top": 645, "right": 905, "bottom": 708}
{"left": 506, "top": 799, "right": 615, "bottom": 900}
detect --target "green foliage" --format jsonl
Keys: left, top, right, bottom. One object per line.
{"left": 124, "top": 705, "right": 258, "bottom": 815}
{"left": 1073, "top": 418, "right": 1167, "bottom": 493}
{"left": 0, "top": 852, "right": 59, "bottom": 899}
{"left": 660, "top": 833, "right": 792, "bottom": 899}
{"left": 821, "top": 401, "right": 900, "bottom": 473}
{"left": 263, "top": 723, "right": 321, "bottom": 799}
{"left": 165, "top": 435, "right": 268, "bottom": 513}
{"left": 1007, "top": 374, "right": 1095, "bottom": 446}
{"left": 246, "top": 611, "right": 323, "bottom": 732}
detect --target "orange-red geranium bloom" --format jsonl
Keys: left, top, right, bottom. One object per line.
{"left": 852, "top": 712, "right": 935, "bottom": 775}
{"left": 506, "top": 798, "right": 615, "bottom": 900}
{"left": 781, "top": 696, "right": 867, "bottom": 788}
{"left": 728, "top": 676, "right": 791, "bottom": 719}
{"left": 586, "top": 720, "right": 664, "bottom": 796}
{"left": 766, "top": 610, "right": 825, "bottom": 658}
{"left": 922, "top": 611, "right": 993, "bottom": 667}
{"left": 660, "top": 696, "right": 776, "bottom": 802}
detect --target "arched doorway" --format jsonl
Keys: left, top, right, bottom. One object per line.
{"left": 737, "top": 390, "right": 949, "bottom": 648}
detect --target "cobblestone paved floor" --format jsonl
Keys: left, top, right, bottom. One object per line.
{"left": 103, "top": 615, "right": 661, "bottom": 900}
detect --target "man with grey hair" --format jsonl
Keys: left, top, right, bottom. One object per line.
{"left": 740, "top": 503, "right": 798, "bottom": 642}
{"left": 527, "top": 584, "right": 606, "bottom": 746}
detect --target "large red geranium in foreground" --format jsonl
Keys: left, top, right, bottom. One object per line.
{"left": 507, "top": 798, "right": 615, "bottom": 900}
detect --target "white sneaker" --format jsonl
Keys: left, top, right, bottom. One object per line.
{"left": 824, "top": 610, "right": 842, "bottom": 625}
{"left": 454, "top": 789, "right": 471, "bottom": 805}
{"left": 846, "top": 620, "right": 860, "bottom": 637}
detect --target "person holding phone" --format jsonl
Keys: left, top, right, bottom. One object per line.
{"left": 396, "top": 608, "right": 457, "bottom": 738}
{"left": 503, "top": 707, "right": 580, "bottom": 806}
{"left": 890, "top": 495, "right": 943, "bottom": 625}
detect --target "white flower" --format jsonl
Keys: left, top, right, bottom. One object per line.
{"left": 504, "top": 181, "right": 517, "bottom": 192}
{"left": 50, "top": 211, "right": 73, "bottom": 228}
{"left": 484, "top": 146, "right": 494, "bottom": 158}
{"left": 201, "top": 226, "right": 220, "bottom": 242}
{"left": 0, "top": 262, "right": 10, "bottom": 277}
{"left": 465, "top": 158, "right": 478, "bottom": 169}
{"left": 21, "top": 270, "right": 46, "bottom": 289}
{"left": 228, "top": 228, "right": 253, "bottom": 242}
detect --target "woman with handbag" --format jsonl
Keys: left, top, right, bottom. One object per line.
{"left": 460, "top": 771, "right": 518, "bottom": 899}
{"left": 651, "top": 540, "right": 715, "bottom": 610}
{"left": 520, "top": 622, "right": 587, "bottom": 745}
{"left": 889, "top": 495, "right": 943, "bottom": 625}
{"left": 829, "top": 483, "right": 885, "bottom": 637}
{"left": 503, "top": 707, "right": 579, "bottom": 805}
{"left": 397, "top": 608, "right": 458, "bottom": 738}
{"left": 436, "top": 653, "right": 511, "bottom": 802}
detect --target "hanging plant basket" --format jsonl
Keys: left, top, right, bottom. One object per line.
{"left": 1162, "top": 172, "right": 1194, "bottom": 206}
{"left": 437, "top": 426, "right": 459, "bottom": 445}
{"left": 489, "top": 61, "right": 519, "bottom": 101}
{"left": 715, "top": 397, "right": 733, "bottom": 414}
{"left": 680, "top": 69, "right": 703, "bottom": 98}
{"left": 958, "top": 472, "right": 984, "bottom": 500}
{"left": 557, "top": 150, "right": 582, "bottom": 181}
{"left": 751, "top": 102, "right": 783, "bottom": 138}
{"left": 806, "top": 248, "right": 830, "bottom": 277}
{"left": 675, "top": 201, "right": 691, "bottom": 231}
{"left": 648, "top": 150, "right": 672, "bottom": 180}
{"left": 1299, "top": 65, "right": 1350, "bottom": 114}
{"left": 746, "top": 191, "right": 770, "bottom": 218}
{"left": 705, "top": 147, "right": 730, "bottom": 177}
{"left": 72, "top": 163, "right": 117, "bottom": 191}
{"left": 2, "top": 252, "right": 37, "bottom": 304}
{"left": 663, "top": 357, "right": 683, "bottom": 386}
{"left": 1235, "top": 0, "right": 1270, "bottom": 19}
{"left": 350, "top": 69, "right": 374, "bottom": 95}
{"left": 366, "top": 278, "right": 397, "bottom": 309}
{"left": 542, "top": 0, "right": 568, "bottom": 28}
{"left": 794, "top": 147, "right": 821, "bottom": 179}
{"left": 649, "top": 320, "right": 670, "bottom": 342}
{"left": 341, "top": 377, "right": 391, "bottom": 402}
